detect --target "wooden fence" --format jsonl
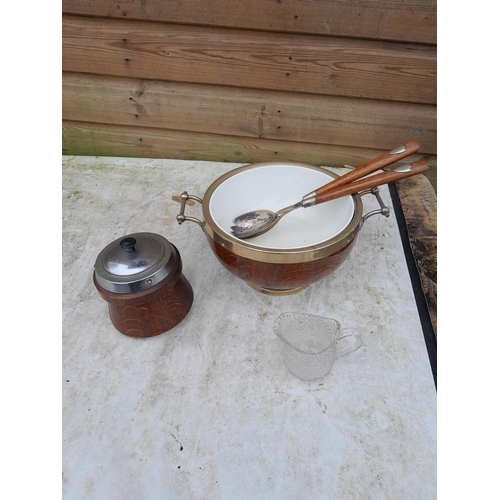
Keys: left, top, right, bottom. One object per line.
{"left": 62, "top": 0, "right": 437, "bottom": 188}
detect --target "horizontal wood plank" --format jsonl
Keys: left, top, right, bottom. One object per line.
{"left": 62, "top": 120, "right": 437, "bottom": 187}
{"left": 62, "top": 73, "right": 437, "bottom": 153}
{"left": 63, "top": 15, "right": 436, "bottom": 104}
{"left": 62, "top": 0, "right": 437, "bottom": 44}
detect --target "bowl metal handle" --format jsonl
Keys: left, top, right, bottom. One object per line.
{"left": 176, "top": 191, "right": 205, "bottom": 230}
{"left": 359, "top": 187, "right": 390, "bottom": 225}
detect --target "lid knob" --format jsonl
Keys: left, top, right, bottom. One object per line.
{"left": 120, "top": 237, "right": 137, "bottom": 253}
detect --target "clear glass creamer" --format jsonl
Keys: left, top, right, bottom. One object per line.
{"left": 273, "top": 312, "right": 362, "bottom": 381}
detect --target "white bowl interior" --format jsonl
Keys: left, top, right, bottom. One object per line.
{"left": 209, "top": 164, "right": 355, "bottom": 249}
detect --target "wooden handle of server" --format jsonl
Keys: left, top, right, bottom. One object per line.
{"left": 315, "top": 159, "right": 429, "bottom": 203}
{"left": 314, "top": 140, "right": 420, "bottom": 204}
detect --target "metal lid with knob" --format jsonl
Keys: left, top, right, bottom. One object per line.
{"left": 94, "top": 232, "right": 179, "bottom": 294}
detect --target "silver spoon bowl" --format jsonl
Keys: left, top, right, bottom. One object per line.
{"left": 230, "top": 193, "right": 315, "bottom": 239}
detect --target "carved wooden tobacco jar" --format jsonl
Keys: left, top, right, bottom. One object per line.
{"left": 93, "top": 232, "right": 193, "bottom": 337}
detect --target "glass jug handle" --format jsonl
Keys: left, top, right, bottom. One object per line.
{"left": 335, "top": 328, "right": 363, "bottom": 360}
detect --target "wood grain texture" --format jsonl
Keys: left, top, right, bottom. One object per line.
{"left": 63, "top": 15, "right": 436, "bottom": 104}
{"left": 207, "top": 235, "right": 357, "bottom": 292}
{"left": 62, "top": 120, "right": 437, "bottom": 189}
{"left": 395, "top": 175, "right": 437, "bottom": 334}
{"left": 94, "top": 272, "right": 193, "bottom": 337}
{"left": 62, "top": 0, "right": 437, "bottom": 44}
{"left": 62, "top": 73, "right": 437, "bottom": 153}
